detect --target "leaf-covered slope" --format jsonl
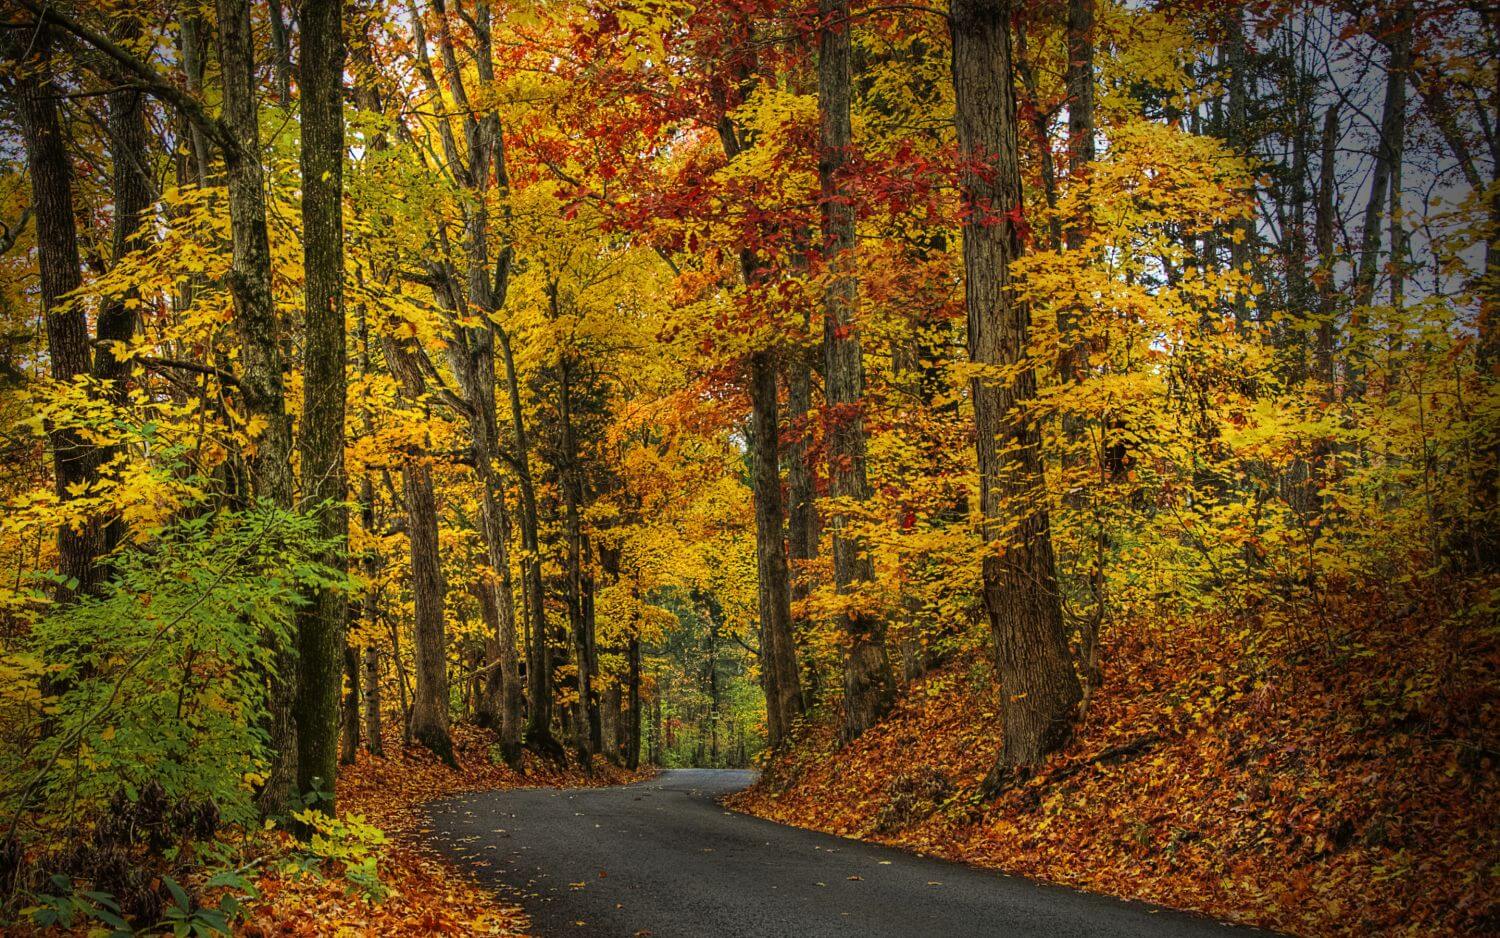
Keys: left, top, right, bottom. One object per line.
{"left": 729, "top": 607, "right": 1497, "bottom": 936}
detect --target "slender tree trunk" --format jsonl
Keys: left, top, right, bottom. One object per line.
{"left": 363, "top": 644, "right": 384, "bottom": 756}
{"left": 1221, "top": 8, "right": 1255, "bottom": 323}
{"left": 267, "top": 0, "right": 293, "bottom": 105}
{"left": 819, "top": 0, "right": 895, "bottom": 740}
{"left": 10, "top": 26, "right": 102, "bottom": 604}
{"left": 785, "top": 352, "right": 819, "bottom": 699}
{"left": 1353, "top": 6, "right": 1414, "bottom": 309}
{"left": 498, "top": 329, "right": 562, "bottom": 759}
{"left": 558, "top": 356, "right": 598, "bottom": 761}
{"left": 340, "top": 643, "right": 360, "bottom": 765}
{"left": 214, "top": 0, "right": 300, "bottom": 814}
{"left": 950, "top": 0, "right": 1081, "bottom": 791}
{"left": 627, "top": 585, "right": 643, "bottom": 769}
{"left": 1314, "top": 105, "right": 1340, "bottom": 399}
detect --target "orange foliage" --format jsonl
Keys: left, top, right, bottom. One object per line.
{"left": 731, "top": 603, "right": 1497, "bottom": 936}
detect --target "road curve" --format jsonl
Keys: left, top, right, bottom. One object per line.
{"left": 425, "top": 768, "right": 1264, "bottom": 938}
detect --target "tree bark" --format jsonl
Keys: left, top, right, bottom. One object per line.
{"left": 363, "top": 644, "right": 384, "bottom": 756}
{"left": 9, "top": 25, "right": 102, "bottom": 604}
{"left": 340, "top": 643, "right": 360, "bottom": 765}
{"left": 819, "top": 0, "right": 895, "bottom": 741}
{"left": 1314, "top": 105, "right": 1340, "bottom": 398}
{"left": 96, "top": 34, "right": 152, "bottom": 557}
{"left": 1353, "top": 5, "right": 1414, "bottom": 309}
{"left": 497, "top": 328, "right": 562, "bottom": 761}
{"left": 404, "top": 459, "right": 456, "bottom": 767}
{"left": 949, "top": 0, "right": 1082, "bottom": 790}
{"left": 746, "top": 349, "right": 806, "bottom": 747}
{"left": 558, "top": 355, "right": 599, "bottom": 761}
{"left": 293, "top": 0, "right": 349, "bottom": 811}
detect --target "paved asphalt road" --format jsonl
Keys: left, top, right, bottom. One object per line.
{"left": 425, "top": 768, "right": 1264, "bottom": 938}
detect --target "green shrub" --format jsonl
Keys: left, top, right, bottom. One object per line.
{"left": 0, "top": 503, "right": 347, "bottom": 916}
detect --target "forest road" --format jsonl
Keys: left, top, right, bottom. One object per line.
{"left": 426, "top": 768, "right": 1269, "bottom": 938}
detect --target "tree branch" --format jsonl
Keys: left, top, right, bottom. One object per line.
{"left": 17, "top": 0, "right": 238, "bottom": 159}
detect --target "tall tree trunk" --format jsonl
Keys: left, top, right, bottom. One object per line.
{"left": 294, "top": 0, "right": 349, "bottom": 811}
{"left": 746, "top": 349, "right": 806, "bottom": 746}
{"left": 340, "top": 643, "right": 360, "bottom": 765}
{"left": 1353, "top": 6, "right": 1414, "bottom": 309}
{"left": 1221, "top": 8, "right": 1255, "bottom": 323}
{"left": 715, "top": 80, "right": 806, "bottom": 745}
{"left": 819, "top": 0, "right": 895, "bottom": 740}
{"left": 785, "top": 352, "right": 819, "bottom": 699}
{"left": 950, "top": 0, "right": 1081, "bottom": 792}
{"left": 96, "top": 39, "right": 152, "bottom": 557}
{"left": 559, "top": 355, "right": 598, "bottom": 761}
{"left": 10, "top": 25, "right": 102, "bottom": 604}
{"left": 381, "top": 335, "right": 456, "bottom": 765}
{"left": 213, "top": 0, "right": 300, "bottom": 814}
{"left": 404, "top": 459, "right": 456, "bottom": 767}
{"left": 267, "top": 0, "right": 293, "bottom": 105}
{"left": 498, "top": 329, "right": 562, "bottom": 759}
{"left": 363, "top": 644, "right": 384, "bottom": 756}
{"left": 1314, "top": 105, "right": 1340, "bottom": 399}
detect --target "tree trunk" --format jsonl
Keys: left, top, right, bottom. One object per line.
{"left": 1314, "top": 105, "right": 1340, "bottom": 398}
{"left": 213, "top": 0, "right": 300, "bottom": 815}
{"left": 819, "top": 0, "right": 895, "bottom": 741}
{"left": 404, "top": 459, "right": 456, "bottom": 767}
{"left": 293, "top": 0, "right": 349, "bottom": 811}
{"left": 746, "top": 349, "right": 806, "bottom": 747}
{"left": 340, "top": 643, "right": 360, "bottom": 765}
{"left": 558, "top": 356, "right": 598, "bottom": 761}
{"left": 601, "top": 680, "right": 622, "bottom": 765}
{"left": 96, "top": 41, "right": 152, "bottom": 557}
{"left": 950, "top": 0, "right": 1081, "bottom": 790}
{"left": 496, "top": 330, "right": 562, "bottom": 760}
{"left": 785, "top": 352, "right": 819, "bottom": 699}
{"left": 10, "top": 25, "right": 102, "bottom": 604}
{"left": 363, "top": 644, "right": 384, "bottom": 757}
{"left": 629, "top": 637, "right": 643, "bottom": 769}
{"left": 267, "top": 0, "right": 293, "bottom": 105}
{"left": 1353, "top": 6, "right": 1413, "bottom": 309}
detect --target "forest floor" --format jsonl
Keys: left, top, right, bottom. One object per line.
{"left": 238, "top": 724, "right": 649, "bottom": 937}
{"left": 728, "top": 600, "right": 1498, "bottom": 937}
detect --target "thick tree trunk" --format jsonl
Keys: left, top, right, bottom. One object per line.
{"left": 96, "top": 44, "right": 151, "bottom": 557}
{"left": 11, "top": 26, "right": 102, "bottom": 604}
{"left": 819, "top": 0, "right": 895, "bottom": 741}
{"left": 716, "top": 87, "right": 806, "bottom": 746}
{"left": 404, "top": 460, "right": 456, "bottom": 767}
{"left": 294, "top": 0, "right": 349, "bottom": 811}
{"left": 746, "top": 349, "right": 806, "bottom": 747}
{"left": 950, "top": 0, "right": 1081, "bottom": 791}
